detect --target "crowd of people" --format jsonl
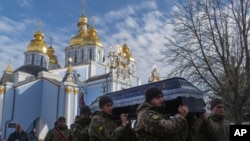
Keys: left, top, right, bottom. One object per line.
{"left": 7, "top": 86, "right": 229, "bottom": 141}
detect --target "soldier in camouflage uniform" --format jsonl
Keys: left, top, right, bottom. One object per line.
{"left": 198, "top": 98, "right": 229, "bottom": 141}
{"left": 135, "top": 87, "right": 189, "bottom": 141}
{"left": 88, "top": 95, "right": 129, "bottom": 141}
{"left": 70, "top": 105, "right": 91, "bottom": 141}
{"left": 44, "top": 116, "right": 70, "bottom": 141}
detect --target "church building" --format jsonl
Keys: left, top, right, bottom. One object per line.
{"left": 0, "top": 4, "right": 149, "bottom": 139}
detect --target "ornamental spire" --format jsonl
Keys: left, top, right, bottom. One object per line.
{"left": 81, "top": 0, "right": 87, "bottom": 15}
{"left": 37, "top": 20, "right": 42, "bottom": 31}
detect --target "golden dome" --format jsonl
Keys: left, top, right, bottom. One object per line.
{"left": 122, "top": 43, "right": 135, "bottom": 62}
{"left": 27, "top": 30, "right": 47, "bottom": 54}
{"left": 70, "top": 35, "right": 84, "bottom": 46}
{"left": 77, "top": 15, "right": 88, "bottom": 26}
{"left": 5, "top": 64, "right": 13, "bottom": 73}
{"left": 47, "top": 46, "right": 59, "bottom": 64}
{"left": 84, "top": 27, "right": 103, "bottom": 47}
{"left": 70, "top": 15, "right": 89, "bottom": 46}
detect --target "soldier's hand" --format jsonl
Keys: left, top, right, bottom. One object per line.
{"left": 120, "top": 113, "right": 128, "bottom": 127}
{"left": 201, "top": 112, "right": 208, "bottom": 121}
{"left": 178, "top": 105, "right": 189, "bottom": 117}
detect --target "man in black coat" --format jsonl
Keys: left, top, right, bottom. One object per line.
{"left": 8, "top": 124, "right": 30, "bottom": 141}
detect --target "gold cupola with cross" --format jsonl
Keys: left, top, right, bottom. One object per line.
{"left": 27, "top": 21, "right": 47, "bottom": 54}
{"left": 122, "top": 34, "right": 135, "bottom": 62}
{"left": 70, "top": 14, "right": 89, "bottom": 46}
{"left": 47, "top": 37, "right": 60, "bottom": 69}
{"left": 24, "top": 21, "right": 49, "bottom": 69}
{"left": 84, "top": 16, "right": 103, "bottom": 47}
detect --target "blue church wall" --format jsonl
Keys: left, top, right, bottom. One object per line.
{"left": 1, "top": 86, "right": 14, "bottom": 139}
{"left": 3, "top": 80, "right": 43, "bottom": 139}
{"left": 86, "top": 84, "right": 103, "bottom": 106}
{"left": 95, "top": 64, "right": 105, "bottom": 75}
{"left": 74, "top": 67, "right": 88, "bottom": 81}
{"left": 57, "top": 87, "right": 66, "bottom": 119}
{"left": 40, "top": 80, "right": 61, "bottom": 131}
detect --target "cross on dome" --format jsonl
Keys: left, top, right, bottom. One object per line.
{"left": 81, "top": 0, "right": 87, "bottom": 15}
{"left": 37, "top": 20, "right": 42, "bottom": 31}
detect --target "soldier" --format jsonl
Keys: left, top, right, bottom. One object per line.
{"left": 70, "top": 105, "right": 91, "bottom": 141}
{"left": 135, "top": 87, "right": 189, "bottom": 141}
{"left": 88, "top": 95, "right": 129, "bottom": 141}
{"left": 8, "top": 124, "right": 30, "bottom": 141}
{"left": 198, "top": 98, "right": 229, "bottom": 141}
{"left": 44, "top": 116, "right": 70, "bottom": 141}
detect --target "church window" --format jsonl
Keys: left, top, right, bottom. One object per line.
{"left": 131, "top": 65, "right": 134, "bottom": 74}
{"left": 40, "top": 56, "right": 44, "bottom": 66}
{"left": 74, "top": 54, "right": 77, "bottom": 64}
{"left": 25, "top": 54, "right": 28, "bottom": 65}
{"left": 31, "top": 54, "right": 35, "bottom": 65}
{"left": 89, "top": 49, "right": 93, "bottom": 60}
{"left": 81, "top": 50, "right": 84, "bottom": 61}
{"left": 97, "top": 50, "right": 101, "bottom": 62}
{"left": 35, "top": 55, "right": 40, "bottom": 65}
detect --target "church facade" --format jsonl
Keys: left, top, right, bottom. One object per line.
{"left": 0, "top": 10, "right": 152, "bottom": 139}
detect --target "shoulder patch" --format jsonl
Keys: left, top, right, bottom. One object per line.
{"left": 73, "top": 127, "right": 77, "bottom": 132}
{"left": 152, "top": 114, "right": 159, "bottom": 120}
{"left": 98, "top": 125, "right": 104, "bottom": 131}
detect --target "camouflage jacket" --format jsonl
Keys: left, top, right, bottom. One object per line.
{"left": 88, "top": 111, "right": 127, "bottom": 141}
{"left": 135, "top": 102, "right": 188, "bottom": 141}
{"left": 44, "top": 127, "right": 70, "bottom": 141}
{"left": 199, "top": 115, "right": 229, "bottom": 141}
{"left": 186, "top": 114, "right": 203, "bottom": 141}
{"left": 70, "top": 118, "right": 91, "bottom": 141}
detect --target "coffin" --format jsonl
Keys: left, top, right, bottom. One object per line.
{"left": 90, "top": 77, "right": 205, "bottom": 119}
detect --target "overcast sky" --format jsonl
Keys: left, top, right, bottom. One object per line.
{"left": 0, "top": 0, "right": 175, "bottom": 84}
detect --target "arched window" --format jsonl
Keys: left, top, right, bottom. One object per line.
{"left": 81, "top": 50, "right": 84, "bottom": 61}
{"left": 25, "top": 55, "right": 28, "bottom": 65}
{"left": 89, "top": 49, "right": 92, "bottom": 60}
{"left": 40, "top": 56, "right": 44, "bottom": 66}
{"left": 31, "top": 54, "right": 35, "bottom": 65}
{"left": 74, "top": 54, "right": 77, "bottom": 64}
{"left": 97, "top": 50, "right": 101, "bottom": 62}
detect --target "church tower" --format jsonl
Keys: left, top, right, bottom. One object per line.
{"left": 65, "top": 16, "right": 104, "bottom": 66}
{"left": 24, "top": 23, "right": 49, "bottom": 69}
{"left": 62, "top": 58, "right": 79, "bottom": 127}
{"left": 64, "top": 1, "right": 105, "bottom": 79}
{"left": 107, "top": 37, "right": 138, "bottom": 91}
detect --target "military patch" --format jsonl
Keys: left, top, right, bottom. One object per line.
{"left": 98, "top": 125, "right": 104, "bottom": 131}
{"left": 152, "top": 114, "right": 159, "bottom": 120}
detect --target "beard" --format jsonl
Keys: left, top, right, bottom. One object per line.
{"left": 57, "top": 125, "right": 66, "bottom": 130}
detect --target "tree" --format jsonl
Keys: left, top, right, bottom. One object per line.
{"left": 164, "top": 0, "right": 250, "bottom": 124}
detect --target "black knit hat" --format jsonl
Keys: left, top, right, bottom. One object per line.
{"left": 210, "top": 98, "right": 223, "bottom": 110}
{"left": 80, "top": 105, "right": 91, "bottom": 115}
{"left": 145, "top": 87, "right": 163, "bottom": 102}
{"left": 57, "top": 116, "right": 66, "bottom": 122}
{"left": 99, "top": 95, "right": 113, "bottom": 108}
